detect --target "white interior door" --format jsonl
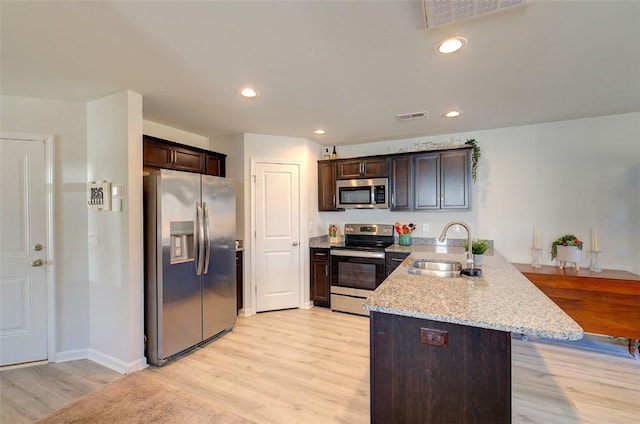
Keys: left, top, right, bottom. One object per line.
{"left": 0, "top": 137, "right": 48, "bottom": 366}
{"left": 254, "top": 162, "right": 301, "bottom": 312}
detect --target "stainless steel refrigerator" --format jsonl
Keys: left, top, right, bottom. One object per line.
{"left": 143, "top": 169, "right": 236, "bottom": 366}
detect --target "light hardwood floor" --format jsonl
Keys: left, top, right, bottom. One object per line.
{"left": 1, "top": 308, "right": 639, "bottom": 423}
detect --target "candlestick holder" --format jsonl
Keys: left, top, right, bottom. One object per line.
{"left": 531, "top": 248, "right": 542, "bottom": 268}
{"left": 589, "top": 250, "right": 602, "bottom": 273}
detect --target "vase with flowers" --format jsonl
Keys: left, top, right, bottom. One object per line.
{"left": 551, "top": 234, "right": 583, "bottom": 270}
{"left": 394, "top": 222, "right": 415, "bottom": 246}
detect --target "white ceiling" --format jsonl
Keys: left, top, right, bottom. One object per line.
{"left": 2, "top": 1, "right": 639, "bottom": 147}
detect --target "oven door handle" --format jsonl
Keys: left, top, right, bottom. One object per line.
{"left": 330, "top": 249, "right": 385, "bottom": 259}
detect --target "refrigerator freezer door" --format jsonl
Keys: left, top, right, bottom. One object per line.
{"left": 144, "top": 169, "right": 203, "bottom": 365}
{"left": 201, "top": 175, "right": 237, "bottom": 341}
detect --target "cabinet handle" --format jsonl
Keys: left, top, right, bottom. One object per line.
{"left": 360, "top": 162, "right": 365, "bottom": 175}
{"left": 325, "top": 264, "right": 329, "bottom": 277}
{"left": 332, "top": 195, "right": 336, "bottom": 206}
{"left": 390, "top": 258, "right": 404, "bottom": 262}
{"left": 392, "top": 193, "right": 395, "bottom": 207}
{"left": 315, "top": 253, "right": 327, "bottom": 257}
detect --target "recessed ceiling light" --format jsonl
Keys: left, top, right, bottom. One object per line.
{"left": 435, "top": 37, "right": 467, "bottom": 54}
{"left": 240, "top": 87, "right": 259, "bottom": 98}
{"left": 444, "top": 109, "right": 463, "bottom": 118}
{"left": 314, "top": 129, "right": 326, "bottom": 135}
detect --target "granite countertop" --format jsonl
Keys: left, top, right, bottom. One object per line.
{"left": 364, "top": 246, "right": 583, "bottom": 340}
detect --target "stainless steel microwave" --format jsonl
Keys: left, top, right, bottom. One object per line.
{"left": 336, "top": 178, "right": 388, "bottom": 209}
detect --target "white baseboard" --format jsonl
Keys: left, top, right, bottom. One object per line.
{"left": 87, "top": 349, "right": 148, "bottom": 374}
{"left": 301, "top": 301, "right": 314, "bottom": 310}
{"left": 238, "top": 308, "right": 254, "bottom": 317}
{"left": 54, "top": 348, "right": 89, "bottom": 363}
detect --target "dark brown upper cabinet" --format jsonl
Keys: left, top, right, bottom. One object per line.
{"left": 318, "top": 160, "right": 340, "bottom": 211}
{"left": 389, "top": 147, "right": 471, "bottom": 211}
{"left": 389, "top": 156, "right": 412, "bottom": 211}
{"left": 414, "top": 149, "right": 470, "bottom": 210}
{"left": 143, "top": 135, "right": 226, "bottom": 177}
{"left": 337, "top": 158, "right": 388, "bottom": 179}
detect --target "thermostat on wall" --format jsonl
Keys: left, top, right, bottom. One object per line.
{"left": 87, "top": 180, "right": 111, "bottom": 211}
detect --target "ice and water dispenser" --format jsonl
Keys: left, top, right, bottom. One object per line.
{"left": 170, "top": 221, "right": 195, "bottom": 264}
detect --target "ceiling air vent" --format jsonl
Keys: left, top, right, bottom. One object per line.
{"left": 422, "top": 0, "right": 528, "bottom": 30}
{"left": 396, "top": 111, "right": 428, "bottom": 121}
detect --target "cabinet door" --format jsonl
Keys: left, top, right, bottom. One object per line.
{"left": 143, "top": 139, "right": 173, "bottom": 168}
{"left": 414, "top": 153, "right": 440, "bottom": 210}
{"left": 310, "top": 249, "right": 331, "bottom": 307}
{"left": 386, "top": 251, "right": 410, "bottom": 276}
{"left": 441, "top": 150, "right": 470, "bottom": 209}
{"left": 390, "top": 157, "right": 412, "bottom": 211}
{"left": 172, "top": 146, "right": 206, "bottom": 173}
{"left": 337, "top": 160, "right": 364, "bottom": 179}
{"left": 318, "top": 161, "right": 339, "bottom": 211}
{"left": 362, "top": 158, "right": 388, "bottom": 178}
{"left": 205, "top": 153, "right": 226, "bottom": 177}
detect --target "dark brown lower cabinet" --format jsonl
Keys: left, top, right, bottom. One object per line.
{"left": 370, "top": 312, "right": 511, "bottom": 424}
{"left": 236, "top": 250, "right": 243, "bottom": 312}
{"left": 310, "top": 248, "right": 331, "bottom": 308}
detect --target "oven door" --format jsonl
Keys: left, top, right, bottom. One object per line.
{"left": 330, "top": 250, "right": 386, "bottom": 291}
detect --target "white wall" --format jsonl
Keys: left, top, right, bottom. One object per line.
{"left": 211, "top": 133, "right": 245, "bottom": 241}
{"left": 86, "top": 91, "right": 145, "bottom": 373}
{"left": 143, "top": 120, "right": 209, "bottom": 149}
{"left": 319, "top": 113, "right": 640, "bottom": 275}
{"left": 0, "top": 95, "right": 90, "bottom": 358}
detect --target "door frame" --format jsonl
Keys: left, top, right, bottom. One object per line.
{"left": 1, "top": 132, "right": 56, "bottom": 364}
{"left": 249, "top": 158, "right": 306, "bottom": 315}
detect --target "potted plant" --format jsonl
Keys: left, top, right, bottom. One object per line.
{"left": 551, "top": 234, "right": 583, "bottom": 270}
{"left": 463, "top": 239, "right": 488, "bottom": 266}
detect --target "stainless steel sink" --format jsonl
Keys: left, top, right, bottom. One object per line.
{"left": 408, "top": 259, "right": 463, "bottom": 278}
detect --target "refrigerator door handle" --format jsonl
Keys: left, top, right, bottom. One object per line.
{"left": 203, "top": 202, "right": 211, "bottom": 275}
{"left": 196, "top": 202, "right": 205, "bottom": 276}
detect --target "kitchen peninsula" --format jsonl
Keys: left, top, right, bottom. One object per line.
{"left": 364, "top": 246, "right": 583, "bottom": 424}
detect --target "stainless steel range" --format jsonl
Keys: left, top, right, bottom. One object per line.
{"left": 330, "top": 223, "right": 394, "bottom": 316}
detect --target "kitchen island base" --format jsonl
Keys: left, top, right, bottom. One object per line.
{"left": 370, "top": 311, "right": 511, "bottom": 424}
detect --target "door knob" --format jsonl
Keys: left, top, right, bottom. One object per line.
{"left": 31, "top": 259, "right": 43, "bottom": 267}
{"left": 33, "top": 243, "right": 43, "bottom": 251}
{"left": 292, "top": 242, "right": 299, "bottom": 246}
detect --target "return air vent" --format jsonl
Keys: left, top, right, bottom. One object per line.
{"left": 422, "top": 0, "right": 528, "bottom": 30}
{"left": 396, "top": 111, "right": 428, "bottom": 121}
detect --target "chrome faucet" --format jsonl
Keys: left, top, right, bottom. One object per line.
{"left": 438, "top": 221, "right": 474, "bottom": 269}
